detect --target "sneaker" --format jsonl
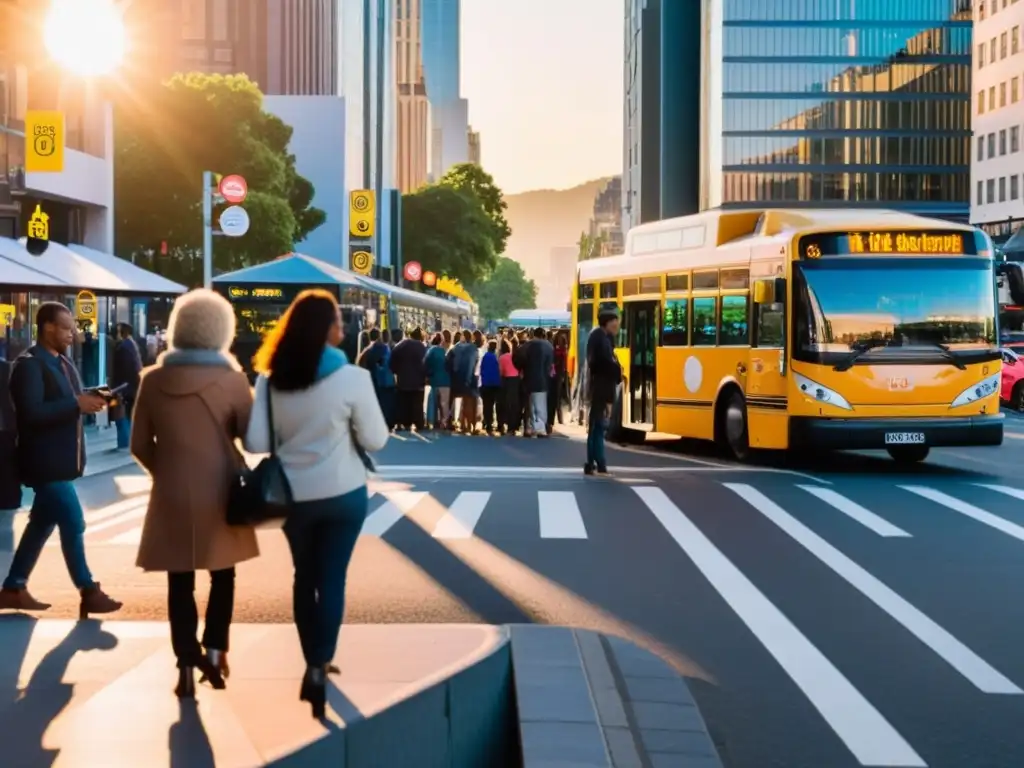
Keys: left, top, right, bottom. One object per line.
{"left": 583, "top": 463, "right": 595, "bottom": 476}
{"left": 596, "top": 466, "right": 613, "bottom": 477}
{"left": 79, "top": 584, "right": 122, "bottom": 619}
{"left": 0, "top": 587, "right": 51, "bottom": 611}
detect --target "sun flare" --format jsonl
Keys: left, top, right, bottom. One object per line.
{"left": 43, "top": 0, "right": 126, "bottom": 77}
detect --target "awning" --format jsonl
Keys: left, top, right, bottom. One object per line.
{"left": 0, "top": 238, "right": 65, "bottom": 287}
{"left": 68, "top": 244, "right": 186, "bottom": 294}
{"left": 213, "top": 253, "right": 372, "bottom": 289}
{"left": 0, "top": 237, "right": 126, "bottom": 291}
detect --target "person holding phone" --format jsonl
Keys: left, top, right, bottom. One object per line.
{"left": 0, "top": 302, "right": 122, "bottom": 617}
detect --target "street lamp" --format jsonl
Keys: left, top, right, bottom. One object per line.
{"left": 43, "top": 0, "right": 126, "bottom": 77}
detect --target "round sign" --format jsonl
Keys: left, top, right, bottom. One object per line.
{"left": 352, "top": 192, "right": 371, "bottom": 211}
{"left": 354, "top": 219, "right": 370, "bottom": 234}
{"left": 403, "top": 261, "right": 422, "bottom": 281}
{"left": 219, "top": 205, "right": 250, "bottom": 237}
{"left": 351, "top": 250, "right": 373, "bottom": 275}
{"left": 219, "top": 175, "right": 248, "bottom": 204}
{"left": 423, "top": 271, "right": 437, "bottom": 287}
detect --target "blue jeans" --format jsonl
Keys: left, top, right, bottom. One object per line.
{"left": 4, "top": 481, "right": 95, "bottom": 590}
{"left": 115, "top": 416, "right": 131, "bottom": 449}
{"left": 586, "top": 404, "right": 609, "bottom": 471}
{"left": 283, "top": 486, "right": 368, "bottom": 666}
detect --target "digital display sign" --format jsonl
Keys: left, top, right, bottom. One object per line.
{"left": 228, "top": 286, "right": 284, "bottom": 300}
{"left": 800, "top": 230, "right": 982, "bottom": 259}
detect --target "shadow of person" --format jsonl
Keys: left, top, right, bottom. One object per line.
{"left": 4, "top": 619, "right": 118, "bottom": 767}
{"left": 168, "top": 700, "right": 215, "bottom": 768}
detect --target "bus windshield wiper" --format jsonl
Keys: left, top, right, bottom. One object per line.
{"left": 921, "top": 343, "right": 967, "bottom": 370}
{"left": 832, "top": 340, "right": 890, "bottom": 372}
{"left": 833, "top": 341, "right": 967, "bottom": 372}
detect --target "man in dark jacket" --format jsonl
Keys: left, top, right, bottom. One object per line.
{"left": 0, "top": 302, "right": 122, "bottom": 614}
{"left": 0, "top": 359, "right": 21, "bottom": 512}
{"left": 359, "top": 328, "right": 396, "bottom": 429}
{"left": 585, "top": 308, "right": 622, "bottom": 475}
{"left": 111, "top": 322, "right": 142, "bottom": 449}
{"left": 389, "top": 327, "right": 427, "bottom": 430}
{"left": 522, "top": 326, "right": 555, "bottom": 437}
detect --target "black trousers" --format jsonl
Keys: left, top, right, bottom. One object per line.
{"left": 168, "top": 568, "right": 235, "bottom": 668}
{"left": 396, "top": 389, "right": 425, "bottom": 429}
{"left": 481, "top": 386, "right": 501, "bottom": 431}
{"left": 500, "top": 378, "right": 521, "bottom": 432}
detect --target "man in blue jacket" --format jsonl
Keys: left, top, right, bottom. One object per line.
{"left": 0, "top": 302, "right": 122, "bottom": 615}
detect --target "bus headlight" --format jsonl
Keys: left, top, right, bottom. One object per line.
{"left": 793, "top": 372, "right": 852, "bottom": 410}
{"left": 950, "top": 374, "right": 1000, "bottom": 408}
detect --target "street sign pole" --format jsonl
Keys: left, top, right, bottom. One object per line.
{"left": 202, "top": 170, "right": 213, "bottom": 289}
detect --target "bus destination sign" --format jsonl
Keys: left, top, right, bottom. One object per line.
{"left": 800, "top": 230, "right": 979, "bottom": 259}
{"left": 228, "top": 286, "right": 285, "bottom": 300}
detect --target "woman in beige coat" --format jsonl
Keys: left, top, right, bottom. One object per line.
{"left": 130, "top": 289, "right": 258, "bottom": 699}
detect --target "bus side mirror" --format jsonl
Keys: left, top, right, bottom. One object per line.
{"left": 753, "top": 280, "right": 772, "bottom": 303}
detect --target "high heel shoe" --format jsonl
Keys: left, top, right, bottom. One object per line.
{"left": 299, "top": 665, "right": 327, "bottom": 719}
{"left": 175, "top": 667, "right": 196, "bottom": 699}
{"left": 198, "top": 649, "right": 229, "bottom": 687}
{"left": 196, "top": 654, "right": 226, "bottom": 690}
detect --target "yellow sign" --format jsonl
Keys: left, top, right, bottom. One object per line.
{"left": 351, "top": 250, "right": 373, "bottom": 275}
{"left": 846, "top": 232, "right": 965, "bottom": 256}
{"left": 436, "top": 276, "right": 473, "bottom": 303}
{"left": 349, "top": 190, "right": 375, "bottom": 239}
{"left": 75, "top": 290, "right": 97, "bottom": 321}
{"left": 25, "top": 111, "right": 65, "bottom": 173}
{"left": 26, "top": 204, "right": 49, "bottom": 241}
{"left": 0, "top": 303, "right": 14, "bottom": 325}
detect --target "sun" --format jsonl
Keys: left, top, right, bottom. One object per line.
{"left": 43, "top": 0, "right": 127, "bottom": 78}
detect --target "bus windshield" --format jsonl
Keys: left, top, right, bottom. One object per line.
{"left": 793, "top": 257, "right": 997, "bottom": 358}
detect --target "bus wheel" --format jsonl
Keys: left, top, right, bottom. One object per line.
{"left": 721, "top": 391, "right": 750, "bottom": 461}
{"left": 886, "top": 445, "right": 929, "bottom": 463}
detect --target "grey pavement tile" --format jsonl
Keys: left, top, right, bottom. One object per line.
{"left": 520, "top": 721, "right": 611, "bottom": 765}
{"left": 623, "top": 675, "right": 695, "bottom": 706}
{"left": 640, "top": 728, "right": 718, "bottom": 757}
{"left": 591, "top": 687, "right": 628, "bottom": 728}
{"left": 610, "top": 651, "right": 678, "bottom": 680}
{"left": 650, "top": 753, "right": 723, "bottom": 768}
{"left": 575, "top": 630, "right": 616, "bottom": 691}
{"left": 512, "top": 625, "right": 582, "bottom": 667}
{"left": 631, "top": 701, "right": 706, "bottom": 732}
{"left": 515, "top": 661, "right": 590, "bottom": 689}
{"left": 602, "top": 726, "right": 643, "bottom": 768}
{"left": 517, "top": 679, "right": 599, "bottom": 724}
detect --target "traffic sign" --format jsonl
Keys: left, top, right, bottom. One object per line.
{"left": 423, "top": 271, "right": 437, "bottom": 287}
{"left": 219, "top": 175, "right": 247, "bottom": 203}
{"left": 403, "top": 261, "right": 422, "bottom": 282}
{"left": 75, "top": 290, "right": 97, "bottom": 321}
{"left": 219, "top": 206, "right": 250, "bottom": 237}
{"left": 351, "top": 249, "right": 374, "bottom": 275}
{"left": 25, "top": 204, "right": 50, "bottom": 255}
{"left": 25, "top": 111, "right": 64, "bottom": 173}
{"left": 349, "top": 190, "right": 375, "bottom": 238}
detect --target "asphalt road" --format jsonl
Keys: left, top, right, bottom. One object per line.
{"left": 6, "top": 423, "right": 1024, "bottom": 768}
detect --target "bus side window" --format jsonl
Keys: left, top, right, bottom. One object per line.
{"left": 755, "top": 302, "right": 785, "bottom": 347}
{"left": 662, "top": 298, "right": 689, "bottom": 346}
{"left": 692, "top": 298, "right": 717, "bottom": 346}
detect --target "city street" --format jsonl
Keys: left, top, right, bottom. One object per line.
{"left": 6, "top": 422, "right": 1024, "bottom": 767}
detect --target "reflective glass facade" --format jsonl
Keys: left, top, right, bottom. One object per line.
{"left": 704, "top": 0, "right": 974, "bottom": 217}
{"left": 421, "top": 0, "right": 460, "bottom": 104}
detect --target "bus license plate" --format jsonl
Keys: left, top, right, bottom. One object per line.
{"left": 885, "top": 432, "right": 925, "bottom": 445}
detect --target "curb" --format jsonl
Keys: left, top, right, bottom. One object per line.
{"left": 510, "top": 625, "right": 723, "bottom": 768}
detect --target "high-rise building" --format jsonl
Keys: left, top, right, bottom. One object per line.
{"left": 467, "top": 126, "right": 481, "bottom": 165}
{"left": 395, "top": 0, "right": 429, "bottom": 192}
{"left": 972, "top": 0, "right": 1024, "bottom": 239}
{"left": 422, "top": 0, "right": 468, "bottom": 179}
{"left": 624, "top": 1, "right": 973, "bottom": 230}
{"left": 588, "top": 177, "right": 624, "bottom": 259}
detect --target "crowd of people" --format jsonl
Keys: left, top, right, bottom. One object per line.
{"left": 355, "top": 326, "right": 572, "bottom": 438}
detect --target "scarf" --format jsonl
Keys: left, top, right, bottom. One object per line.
{"left": 158, "top": 348, "right": 241, "bottom": 370}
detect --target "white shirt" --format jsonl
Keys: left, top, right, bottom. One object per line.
{"left": 244, "top": 365, "right": 389, "bottom": 502}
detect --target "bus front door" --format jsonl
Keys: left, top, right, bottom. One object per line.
{"left": 626, "top": 301, "right": 658, "bottom": 426}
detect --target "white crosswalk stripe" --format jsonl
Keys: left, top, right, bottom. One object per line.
{"left": 798, "top": 485, "right": 912, "bottom": 537}
{"left": 538, "top": 491, "right": 587, "bottom": 539}
{"left": 433, "top": 492, "right": 491, "bottom": 539}
{"left": 901, "top": 485, "right": 1024, "bottom": 543}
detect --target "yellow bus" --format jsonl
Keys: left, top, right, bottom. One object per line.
{"left": 569, "top": 209, "right": 1003, "bottom": 464}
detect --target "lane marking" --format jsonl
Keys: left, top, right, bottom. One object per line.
{"left": 432, "top": 492, "right": 490, "bottom": 539}
{"left": 632, "top": 486, "right": 925, "bottom": 767}
{"left": 360, "top": 491, "right": 426, "bottom": 537}
{"left": 726, "top": 483, "right": 1021, "bottom": 695}
{"left": 537, "top": 491, "right": 587, "bottom": 539}
{"left": 798, "top": 486, "right": 911, "bottom": 538}
{"left": 1002, "top": 432, "right": 1024, "bottom": 440}
{"left": 976, "top": 483, "right": 1024, "bottom": 502}
{"left": 371, "top": 464, "right": 828, "bottom": 480}
{"left": 902, "top": 486, "right": 1024, "bottom": 544}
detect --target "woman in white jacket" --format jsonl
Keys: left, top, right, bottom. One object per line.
{"left": 244, "top": 289, "right": 388, "bottom": 718}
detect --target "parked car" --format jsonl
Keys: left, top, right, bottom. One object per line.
{"left": 1000, "top": 347, "right": 1024, "bottom": 410}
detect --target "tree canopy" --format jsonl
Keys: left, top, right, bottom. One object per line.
{"left": 114, "top": 72, "right": 325, "bottom": 285}
{"left": 438, "top": 163, "right": 512, "bottom": 256}
{"left": 401, "top": 183, "right": 498, "bottom": 286}
{"left": 469, "top": 257, "right": 537, "bottom": 322}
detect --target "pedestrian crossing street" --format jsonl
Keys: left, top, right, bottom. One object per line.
{"left": 36, "top": 477, "right": 1024, "bottom": 549}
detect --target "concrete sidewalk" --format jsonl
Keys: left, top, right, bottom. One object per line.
{"left": 82, "top": 425, "right": 136, "bottom": 478}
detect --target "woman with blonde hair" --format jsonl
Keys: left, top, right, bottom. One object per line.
{"left": 131, "top": 289, "right": 258, "bottom": 699}
{"left": 245, "top": 289, "right": 389, "bottom": 719}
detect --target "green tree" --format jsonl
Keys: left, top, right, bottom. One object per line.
{"left": 114, "top": 72, "right": 325, "bottom": 285}
{"left": 439, "top": 163, "right": 511, "bottom": 255}
{"left": 469, "top": 257, "right": 537, "bottom": 321}
{"left": 401, "top": 184, "right": 497, "bottom": 285}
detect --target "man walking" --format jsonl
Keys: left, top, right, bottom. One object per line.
{"left": 0, "top": 302, "right": 122, "bottom": 615}
{"left": 585, "top": 308, "right": 622, "bottom": 475}
{"left": 112, "top": 322, "right": 142, "bottom": 450}
{"left": 523, "top": 326, "right": 554, "bottom": 438}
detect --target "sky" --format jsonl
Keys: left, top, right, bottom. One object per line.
{"left": 460, "top": 0, "right": 623, "bottom": 195}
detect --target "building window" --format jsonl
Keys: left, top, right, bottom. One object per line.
{"left": 989, "top": 132, "right": 997, "bottom": 158}
{"left": 1015, "top": 26, "right": 1021, "bottom": 54}
{"left": 1014, "top": 77, "right": 1020, "bottom": 103}
{"left": 1002, "top": 31, "right": 1009, "bottom": 59}
{"left": 979, "top": 42, "right": 987, "bottom": 66}
{"left": 980, "top": 0, "right": 986, "bottom": 19}
{"left": 181, "top": 0, "right": 205, "bottom": 40}
{"left": 1013, "top": 126, "right": 1020, "bottom": 152}
{"left": 1001, "top": 129, "right": 1008, "bottom": 155}
{"left": 1001, "top": 82, "right": 1008, "bottom": 106}
{"left": 979, "top": 90, "right": 986, "bottom": 114}
{"left": 992, "top": 37, "right": 998, "bottom": 63}
{"left": 1013, "top": 176, "right": 1020, "bottom": 200}
{"left": 979, "top": 136, "right": 986, "bottom": 161}
{"left": 212, "top": 0, "right": 229, "bottom": 41}
{"left": 990, "top": 85, "right": 997, "bottom": 108}
{"left": 1000, "top": 176, "right": 1007, "bottom": 201}
{"left": 988, "top": 178, "right": 997, "bottom": 203}
{"left": 978, "top": 180, "right": 985, "bottom": 205}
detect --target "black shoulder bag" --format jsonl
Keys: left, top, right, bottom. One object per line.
{"left": 220, "top": 383, "right": 294, "bottom": 526}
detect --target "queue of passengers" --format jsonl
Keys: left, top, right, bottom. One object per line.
{"left": 355, "top": 326, "right": 571, "bottom": 437}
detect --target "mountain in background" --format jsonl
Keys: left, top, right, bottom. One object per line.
{"left": 502, "top": 178, "right": 614, "bottom": 303}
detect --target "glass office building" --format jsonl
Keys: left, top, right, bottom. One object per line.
{"left": 703, "top": 0, "right": 973, "bottom": 217}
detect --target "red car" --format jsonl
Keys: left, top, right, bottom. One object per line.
{"left": 1001, "top": 346, "right": 1024, "bottom": 409}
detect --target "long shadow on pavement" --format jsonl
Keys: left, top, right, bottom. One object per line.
{"left": 169, "top": 700, "right": 215, "bottom": 768}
